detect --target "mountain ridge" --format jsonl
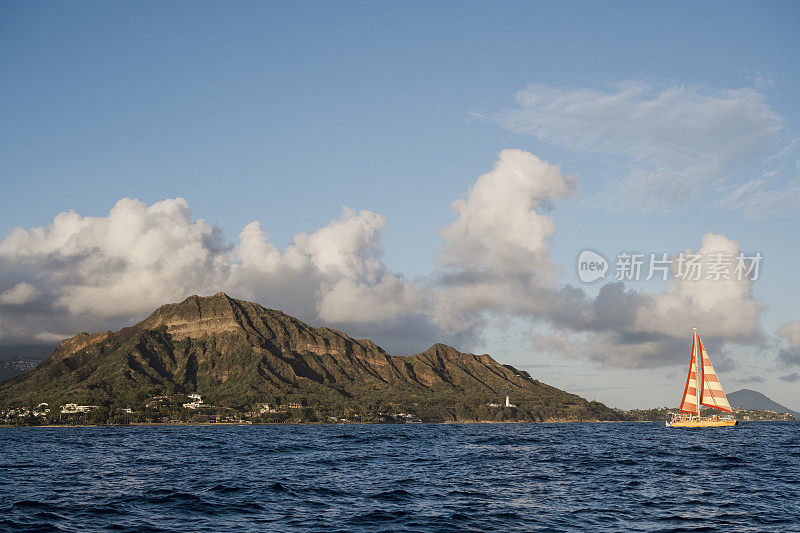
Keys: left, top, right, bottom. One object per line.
{"left": 0, "top": 293, "right": 622, "bottom": 423}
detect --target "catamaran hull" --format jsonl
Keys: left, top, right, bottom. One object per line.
{"left": 666, "top": 419, "right": 738, "bottom": 428}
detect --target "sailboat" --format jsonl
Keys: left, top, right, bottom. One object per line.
{"left": 666, "top": 328, "right": 738, "bottom": 428}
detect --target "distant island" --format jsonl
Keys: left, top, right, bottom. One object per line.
{"left": 626, "top": 391, "right": 799, "bottom": 423}
{"left": 726, "top": 389, "right": 800, "bottom": 419}
{"left": 0, "top": 357, "right": 44, "bottom": 382}
{"left": 0, "top": 293, "right": 622, "bottom": 426}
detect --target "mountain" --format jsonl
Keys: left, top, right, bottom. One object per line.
{"left": 0, "top": 358, "right": 45, "bottom": 382}
{"left": 728, "top": 389, "right": 800, "bottom": 418}
{"left": 0, "top": 345, "right": 54, "bottom": 381}
{"left": 0, "top": 293, "right": 622, "bottom": 422}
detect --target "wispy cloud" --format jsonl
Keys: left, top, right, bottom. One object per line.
{"left": 778, "top": 348, "right": 800, "bottom": 369}
{"left": 735, "top": 375, "right": 766, "bottom": 384}
{"left": 776, "top": 320, "right": 800, "bottom": 347}
{"left": 778, "top": 372, "right": 800, "bottom": 383}
{"left": 715, "top": 142, "right": 800, "bottom": 217}
{"left": 495, "top": 81, "right": 782, "bottom": 211}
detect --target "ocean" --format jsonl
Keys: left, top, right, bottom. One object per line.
{"left": 1, "top": 422, "right": 798, "bottom": 532}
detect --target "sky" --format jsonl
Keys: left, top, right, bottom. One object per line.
{"left": 1, "top": 1, "right": 799, "bottom": 410}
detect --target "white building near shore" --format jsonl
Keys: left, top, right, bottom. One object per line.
{"left": 61, "top": 404, "right": 98, "bottom": 414}
{"left": 183, "top": 394, "right": 204, "bottom": 409}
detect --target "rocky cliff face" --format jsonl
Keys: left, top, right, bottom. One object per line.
{"left": 0, "top": 293, "right": 621, "bottom": 422}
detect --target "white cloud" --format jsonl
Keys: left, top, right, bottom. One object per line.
{"left": 317, "top": 276, "right": 424, "bottom": 324}
{"left": 433, "top": 149, "right": 575, "bottom": 333}
{"left": 716, "top": 136, "right": 800, "bottom": 216}
{"left": 429, "top": 150, "right": 763, "bottom": 367}
{"left": 0, "top": 200, "right": 423, "bottom": 344}
{"left": 0, "top": 150, "right": 769, "bottom": 369}
{"left": 776, "top": 321, "right": 800, "bottom": 369}
{"left": 439, "top": 149, "right": 574, "bottom": 282}
{"left": 539, "top": 232, "right": 763, "bottom": 368}
{"left": 229, "top": 207, "right": 423, "bottom": 325}
{"left": 497, "top": 81, "right": 781, "bottom": 210}
{"left": 493, "top": 232, "right": 763, "bottom": 369}
{"left": 0, "top": 198, "right": 230, "bottom": 319}
{"left": 0, "top": 282, "right": 39, "bottom": 305}
{"left": 777, "top": 320, "right": 800, "bottom": 346}
{"left": 716, "top": 176, "right": 800, "bottom": 217}
{"left": 642, "top": 232, "right": 762, "bottom": 342}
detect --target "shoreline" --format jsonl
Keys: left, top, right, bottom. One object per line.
{"left": 2, "top": 419, "right": 797, "bottom": 429}
{"left": 1, "top": 419, "right": 627, "bottom": 428}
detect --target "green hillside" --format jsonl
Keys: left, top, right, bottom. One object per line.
{"left": 0, "top": 293, "right": 622, "bottom": 423}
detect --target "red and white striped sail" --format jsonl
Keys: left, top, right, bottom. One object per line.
{"left": 678, "top": 330, "right": 699, "bottom": 414}
{"left": 698, "top": 337, "right": 733, "bottom": 413}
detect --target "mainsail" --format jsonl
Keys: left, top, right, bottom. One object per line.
{"left": 698, "top": 338, "right": 733, "bottom": 413}
{"left": 678, "top": 329, "right": 699, "bottom": 414}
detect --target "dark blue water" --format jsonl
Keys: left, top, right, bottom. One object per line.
{"left": 1, "top": 422, "right": 798, "bottom": 532}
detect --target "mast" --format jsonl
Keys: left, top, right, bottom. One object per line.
{"left": 694, "top": 327, "right": 700, "bottom": 418}
{"left": 697, "top": 331, "right": 734, "bottom": 414}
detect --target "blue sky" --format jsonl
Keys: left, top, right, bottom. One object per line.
{"left": 1, "top": 1, "right": 799, "bottom": 409}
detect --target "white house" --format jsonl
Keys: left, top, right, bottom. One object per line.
{"left": 61, "top": 404, "right": 98, "bottom": 414}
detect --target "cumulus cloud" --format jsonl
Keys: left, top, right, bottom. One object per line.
{"left": 433, "top": 149, "right": 575, "bottom": 331}
{"left": 530, "top": 232, "right": 762, "bottom": 368}
{"left": 777, "top": 320, "right": 800, "bottom": 346}
{"left": 429, "top": 150, "right": 763, "bottom": 368}
{"left": 496, "top": 81, "right": 781, "bottom": 210}
{"left": 229, "top": 207, "right": 423, "bottom": 326}
{"left": 643, "top": 232, "right": 763, "bottom": 341}
{"left": 0, "top": 149, "right": 769, "bottom": 368}
{"left": 432, "top": 152, "right": 762, "bottom": 368}
{"left": 0, "top": 200, "right": 425, "bottom": 349}
{"left": 0, "top": 282, "right": 39, "bottom": 305}
{"left": 0, "top": 198, "right": 230, "bottom": 321}
{"left": 776, "top": 321, "right": 800, "bottom": 370}
{"left": 439, "top": 149, "right": 574, "bottom": 282}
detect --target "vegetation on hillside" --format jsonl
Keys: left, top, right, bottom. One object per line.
{"left": 0, "top": 293, "right": 626, "bottom": 424}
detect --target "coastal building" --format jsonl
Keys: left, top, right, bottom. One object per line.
{"left": 183, "top": 393, "right": 204, "bottom": 409}
{"left": 61, "top": 404, "right": 98, "bottom": 414}
{"left": 254, "top": 403, "right": 273, "bottom": 414}
{"left": 145, "top": 395, "right": 169, "bottom": 409}
{"left": 505, "top": 396, "right": 516, "bottom": 408}
{"left": 121, "top": 408, "right": 133, "bottom": 414}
